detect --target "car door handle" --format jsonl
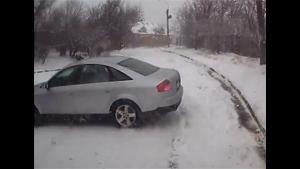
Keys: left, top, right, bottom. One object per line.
{"left": 105, "top": 90, "right": 110, "bottom": 93}
{"left": 69, "top": 92, "right": 74, "bottom": 96}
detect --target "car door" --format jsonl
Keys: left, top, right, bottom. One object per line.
{"left": 36, "top": 65, "right": 83, "bottom": 114}
{"left": 71, "top": 64, "right": 113, "bottom": 114}
{"left": 36, "top": 64, "right": 130, "bottom": 115}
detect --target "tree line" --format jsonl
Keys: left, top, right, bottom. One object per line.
{"left": 176, "top": 0, "right": 266, "bottom": 64}
{"left": 34, "top": 0, "right": 143, "bottom": 63}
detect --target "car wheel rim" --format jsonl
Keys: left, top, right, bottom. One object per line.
{"left": 115, "top": 105, "right": 136, "bottom": 127}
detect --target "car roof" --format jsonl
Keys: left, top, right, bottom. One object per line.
{"left": 64, "top": 55, "right": 129, "bottom": 68}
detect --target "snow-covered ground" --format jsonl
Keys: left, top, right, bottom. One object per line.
{"left": 34, "top": 47, "right": 266, "bottom": 169}
{"left": 34, "top": 50, "right": 75, "bottom": 85}
{"left": 163, "top": 46, "right": 266, "bottom": 129}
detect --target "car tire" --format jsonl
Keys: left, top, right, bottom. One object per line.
{"left": 111, "top": 100, "right": 141, "bottom": 128}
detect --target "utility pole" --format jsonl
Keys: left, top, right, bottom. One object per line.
{"left": 166, "top": 9, "right": 172, "bottom": 47}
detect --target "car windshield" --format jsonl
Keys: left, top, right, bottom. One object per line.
{"left": 118, "top": 58, "right": 159, "bottom": 76}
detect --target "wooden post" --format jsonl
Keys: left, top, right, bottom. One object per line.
{"left": 166, "top": 9, "right": 170, "bottom": 47}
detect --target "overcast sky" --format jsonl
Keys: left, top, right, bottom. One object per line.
{"left": 121, "top": 0, "right": 184, "bottom": 28}
{"left": 55, "top": 0, "right": 186, "bottom": 32}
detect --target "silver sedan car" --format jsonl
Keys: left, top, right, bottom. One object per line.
{"left": 34, "top": 56, "right": 183, "bottom": 127}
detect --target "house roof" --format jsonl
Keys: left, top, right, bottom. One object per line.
{"left": 131, "top": 21, "right": 166, "bottom": 35}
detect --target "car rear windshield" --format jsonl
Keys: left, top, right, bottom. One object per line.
{"left": 118, "top": 58, "right": 159, "bottom": 76}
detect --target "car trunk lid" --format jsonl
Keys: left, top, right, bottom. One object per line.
{"left": 149, "top": 68, "right": 181, "bottom": 93}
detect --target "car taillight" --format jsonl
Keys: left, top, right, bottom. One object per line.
{"left": 157, "top": 80, "right": 172, "bottom": 92}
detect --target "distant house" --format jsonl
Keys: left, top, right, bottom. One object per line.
{"left": 126, "top": 21, "right": 169, "bottom": 47}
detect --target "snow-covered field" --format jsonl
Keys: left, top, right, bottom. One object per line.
{"left": 34, "top": 47, "right": 266, "bottom": 169}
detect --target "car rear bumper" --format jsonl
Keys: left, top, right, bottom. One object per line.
{"left": 139, "top": 98, "right": 182, "bottom": 120}
{"left": 155, "top": 99, "right": 181, "bottom": 114}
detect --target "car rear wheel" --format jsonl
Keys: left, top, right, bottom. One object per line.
{"left": 112, "top": 101, "right": 140, "bottom": 128}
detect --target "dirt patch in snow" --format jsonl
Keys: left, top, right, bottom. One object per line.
{"left": 207, "top": 66, "right": 266, "bottom": 163}
{"left": 168, "top": 158, "right": 178, "bottom": 169}
{"left": 208, "top": 71, "right": 256, "bottom": 133}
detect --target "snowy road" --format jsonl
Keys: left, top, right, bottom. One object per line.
{"left": 34, "top": 47, "right": 265, "bottom": 169}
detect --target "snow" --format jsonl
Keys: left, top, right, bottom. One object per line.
{"left": 34, "top": 51, "right": 74, "bottom": 85}
{"left": 35, "top": 126, "right": 173, "bottom": 168}
{"left": 34, "top": 47, "right": 265, "bottom": 168}
{"left": 164, "top": 46, "right": 266, "bottom": 129}
{"left": 34, "top": 50, "right": 74, "bottom": 72}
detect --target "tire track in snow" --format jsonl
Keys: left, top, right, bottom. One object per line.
{"left": 162, "top": 49, "right": 266, "bottom": 161}
{"left": 168, "top": 106, "right": 189, "bottom": 169}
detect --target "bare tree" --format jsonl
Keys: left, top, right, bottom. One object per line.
{"left": 88, "top": 0, "right": 143, "bottom": 50}
{"left": 34, "top": 0, "right": 55, "bottom": 31}
{"left": 61, "top": 0, "right": 85, "bottom": 57}
{"left": 34, "top": 0, "right": 56, "bottom": 63}
{"left": 84, "top": 3, "right": 110, "bottom": 56}
{"left": 256, "top": 0, "right": 266, "bottom": 64}
{"left": 34, "top": 0, "right": 143, "bottom": 59}
{"left": 49, "top": 0, "right": 89, "bottom": 57}
{"left": 177, "top": 0, "right": 264, "bottom": 58}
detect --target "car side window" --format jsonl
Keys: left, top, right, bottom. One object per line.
{"left": 108, "top": 67, "right": 132, "bottom": 81}
{"left": 49, "top": 66, "right": 82, "bottom": 87}
{"left": 79, "top": 64, "right": 110, "bottom": 84}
